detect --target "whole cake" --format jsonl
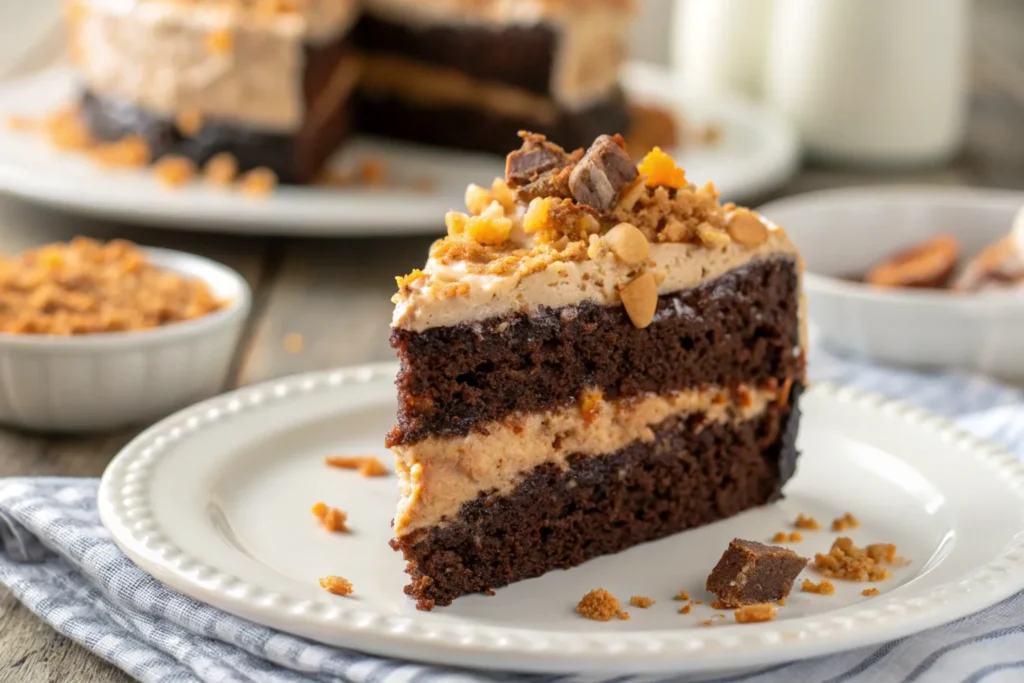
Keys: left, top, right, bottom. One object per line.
{"left": 388, "top": 132, "right": 807, "bottom": 610}
{"left": 67, "top": 0, "right": 634, "bottom": 183}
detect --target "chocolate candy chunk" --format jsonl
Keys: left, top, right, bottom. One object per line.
{"left": 568, "top": 134, "right": 638, "bottom": 213}
{"left": 706, "top": 539, "right": 808, "bottom": 608}
{"left": 505, "top": 132, "right": 570, "bottom": 188}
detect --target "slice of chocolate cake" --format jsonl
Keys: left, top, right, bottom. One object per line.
{"left": 388, "top": 133, "right": 807, "bottom": 610}
{"left": 67, "top": 0, "right": 636, "bottom": 183}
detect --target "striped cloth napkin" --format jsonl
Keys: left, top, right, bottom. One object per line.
{"left": 2, "top": 345, "right": 1024, "bottom": 683}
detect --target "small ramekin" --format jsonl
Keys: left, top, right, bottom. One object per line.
{"left": 758, "top": 186, "right": 1024, "bottom": 382}
{"left": 0, "top": 247, "right": 251, "bottom": 433}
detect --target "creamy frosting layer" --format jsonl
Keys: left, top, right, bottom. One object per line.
{"left": 392, "top": 384, "right": 783, "bottom": 535}
{"left": 73, "top": 0, "right": 323, "bottom": 130}
{"left": 392, "top": 220, "right": 800, "bottom": 333}
{"left": 359, "top": 55, "right": 559, "bottom": 125}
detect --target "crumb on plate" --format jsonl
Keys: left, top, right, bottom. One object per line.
{"left": 734, "top": 604, "right": 778, "bottom": 624}
{"left": 814, "top": 537, "right": 900, "bottom": 581}
{"left": 673, "top": 589, "right": 691, "bottom": 601}
{"left": 284, "top": 332, "right": 304, "bottom": 354}
{"left": 325, "top": 455, "right": 390, "bottom": 477}
{"left": 862, "top": 588, "right": 881, "bottom": 597}
{"left": 832, "top": 512, "right": 861, "bottom": 532}
{"left": 311, "top": 501, "right": 348, "bottom": 533}
{"left": 801, "top": 579, "right": 835, "bottom": 595}
{"left": 319, "top": 575, "right": 353, "bottom": 596}
{"left": 577, "top": 589, "right": 629, "bottom": 621}
{"left": 795, "top": 514, "right": 821, "bottom": 530}
{"left": 629, "top": 595, "right": 654, "bottom": 609}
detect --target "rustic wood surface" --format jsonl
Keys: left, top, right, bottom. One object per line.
{"left": 1, "top": 0, "right": 1023, "bottom": 680}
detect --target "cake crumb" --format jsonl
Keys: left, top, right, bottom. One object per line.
{"left": 679, "top": 604, "right": 692, "bottom": 614}
{"left": 577, "top": 589, "right": 629, "bottom": 621}
{"left": 325, "top": 455, "right": 390, "bottom": 477}
{"left": 795, "top": 514, "right": 821, "bottom": 530}
{"left": 801, "top": 579, "right": 836, "bottom": 595}
{"left": 358, "top": 157, "right": 387, "bottom": 187}
{"left": 358, "top": 458, "right": 389, "bottom": 477}
{"left": 813, "top": 537, "right": 897, "bottom": 581}
{"left": 240, "top": 167, "right": 278, "bottom": 196}
{"left": 284, "top": 333, "right": 304, "bottom": 354}
{"left": 734, "top": 604, "right": 778, "bottom": 624}
{"left": 673, "top": 589, "right": 691, "bottom": 601}
{"left": 484, "top": 588, "right": 496, "bottom": 596}
{"left": 6, "top": 114, "right": 36, "bottom": 131}
{"left": 311, "top": 501, "right": 348, "bottom": 533}
{"left": 772, "top": 531, "right": 788, "bottom": 543}
{"left": 862, "top": 588, "right": 880, "bottom": 597}
{"left": 175, "top": 109, "right": 204, "bottom": 137}
{"left": 204, "top": 152, "right": 239, "bottom": 187}
{"left": 790, "top": 532, "right": 803, "bottom": 543}
{"left": 205, "top": 28, "right": 234, "bottom": 54}
{"left": 832, "top": 512, "right": 861, "bottom": 532}
{"left": 778, "top": 597, "right": 787, "bottom": 606}
{"left": 153, "top": 155, "right": 195, "bottom": 188}
{"left": 319, "top": 575, "right": 353, "bottom": 596}
{"left": 629, "top": 596, "right": 654, "bottom": 609}
{"left": 710, "top": 600, "right": 728, "bottom": 610}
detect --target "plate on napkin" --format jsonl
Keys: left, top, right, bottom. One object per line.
{"left": 97, "top": 363, "right": 1024, "bottom": 676}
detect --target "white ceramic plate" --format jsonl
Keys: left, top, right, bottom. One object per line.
{"left": 98, "top": 363, "right": 1024, "bottom": 676}
{"left": 0, "top": 64, "right": 798, "bottom": 235}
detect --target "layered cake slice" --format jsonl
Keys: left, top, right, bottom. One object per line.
{"left": 388, "top": 133, "right": 806, "bottom": 610}
{"left": 67, "top": 0, "right": 635, "bottom": 182}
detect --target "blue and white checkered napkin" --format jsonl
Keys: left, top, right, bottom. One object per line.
{"left": 3, "top": 346, "right": 1024, "bottom": 683}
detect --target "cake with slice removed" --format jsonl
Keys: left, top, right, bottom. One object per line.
{"left": 387, "top": 132, "right": 807, "bottom": 610}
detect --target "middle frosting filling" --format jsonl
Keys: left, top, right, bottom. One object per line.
{"left": 392, "top": 383, "right": 788, "bottom": 535}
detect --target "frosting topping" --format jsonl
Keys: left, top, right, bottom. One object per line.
{"left": 393, "top": 134, "right": 802, "bottom": 332}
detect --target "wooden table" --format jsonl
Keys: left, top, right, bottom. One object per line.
{"left": 1, "top": 1, "right": 1023, "bottom": 680}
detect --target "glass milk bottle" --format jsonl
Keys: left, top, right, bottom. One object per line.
{"left": 671, "top": 0, "right": 775, "bottom": 100}
{"left": 766, "top": 0, "right": 970, "bottom": 167}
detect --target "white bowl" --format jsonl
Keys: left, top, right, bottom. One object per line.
{"left": 0, "top": 247, "right": 251, "bottom": 433}
{"left": 757, "top": 186, "right": 1024, "bottom": 382}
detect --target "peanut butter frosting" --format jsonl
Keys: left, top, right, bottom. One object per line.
{"left": 392, "top": 136, "right": 804, "bottom": 335}
{"left": 392, "top": 383, "right": 785, "bottom": 535}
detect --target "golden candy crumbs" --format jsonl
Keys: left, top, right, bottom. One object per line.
{"left": 205, "top": 29, "right": 234, "bottom": 54}
{"left": 523, "top": 197, "right": 553, "bottom": 234}
{"left": 464, "top": 184, "right": 492, "bottom": 216}
{"left": 638, "top": 147, "right": 687, "bottom": 189}
{"left": 445, "top": 211, "right": 468, "bottom": 237}
{"left": 465, "top": 202, "right": 512, "bottom": 245}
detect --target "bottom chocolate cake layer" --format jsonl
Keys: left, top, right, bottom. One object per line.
{"left": 391, "top": 383, "right": 804, "bottom": 610}
{"left": 354, "top": 88, "right": 631, "bottom": 156}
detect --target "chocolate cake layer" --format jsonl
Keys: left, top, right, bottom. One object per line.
{"left": 388, "top": 258, "right": 802, "bottom": 447}
{"left": 392, "top": 383, "right": 804, "bottom": 610}
{"left": 354, "top": 88, "right": 631, "bottom": 156}
{"left": 351, "top": 14, "right": 556, "bottom": 95}
{"left": 79, "top": 39, "right": 355, "bottom": 184}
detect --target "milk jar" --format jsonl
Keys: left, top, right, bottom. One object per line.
{"left": 766, "top": 0, "right": 970, "bottom": 167}
{"left": 671, "top": 0, "right": 776, "bottom": 100}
